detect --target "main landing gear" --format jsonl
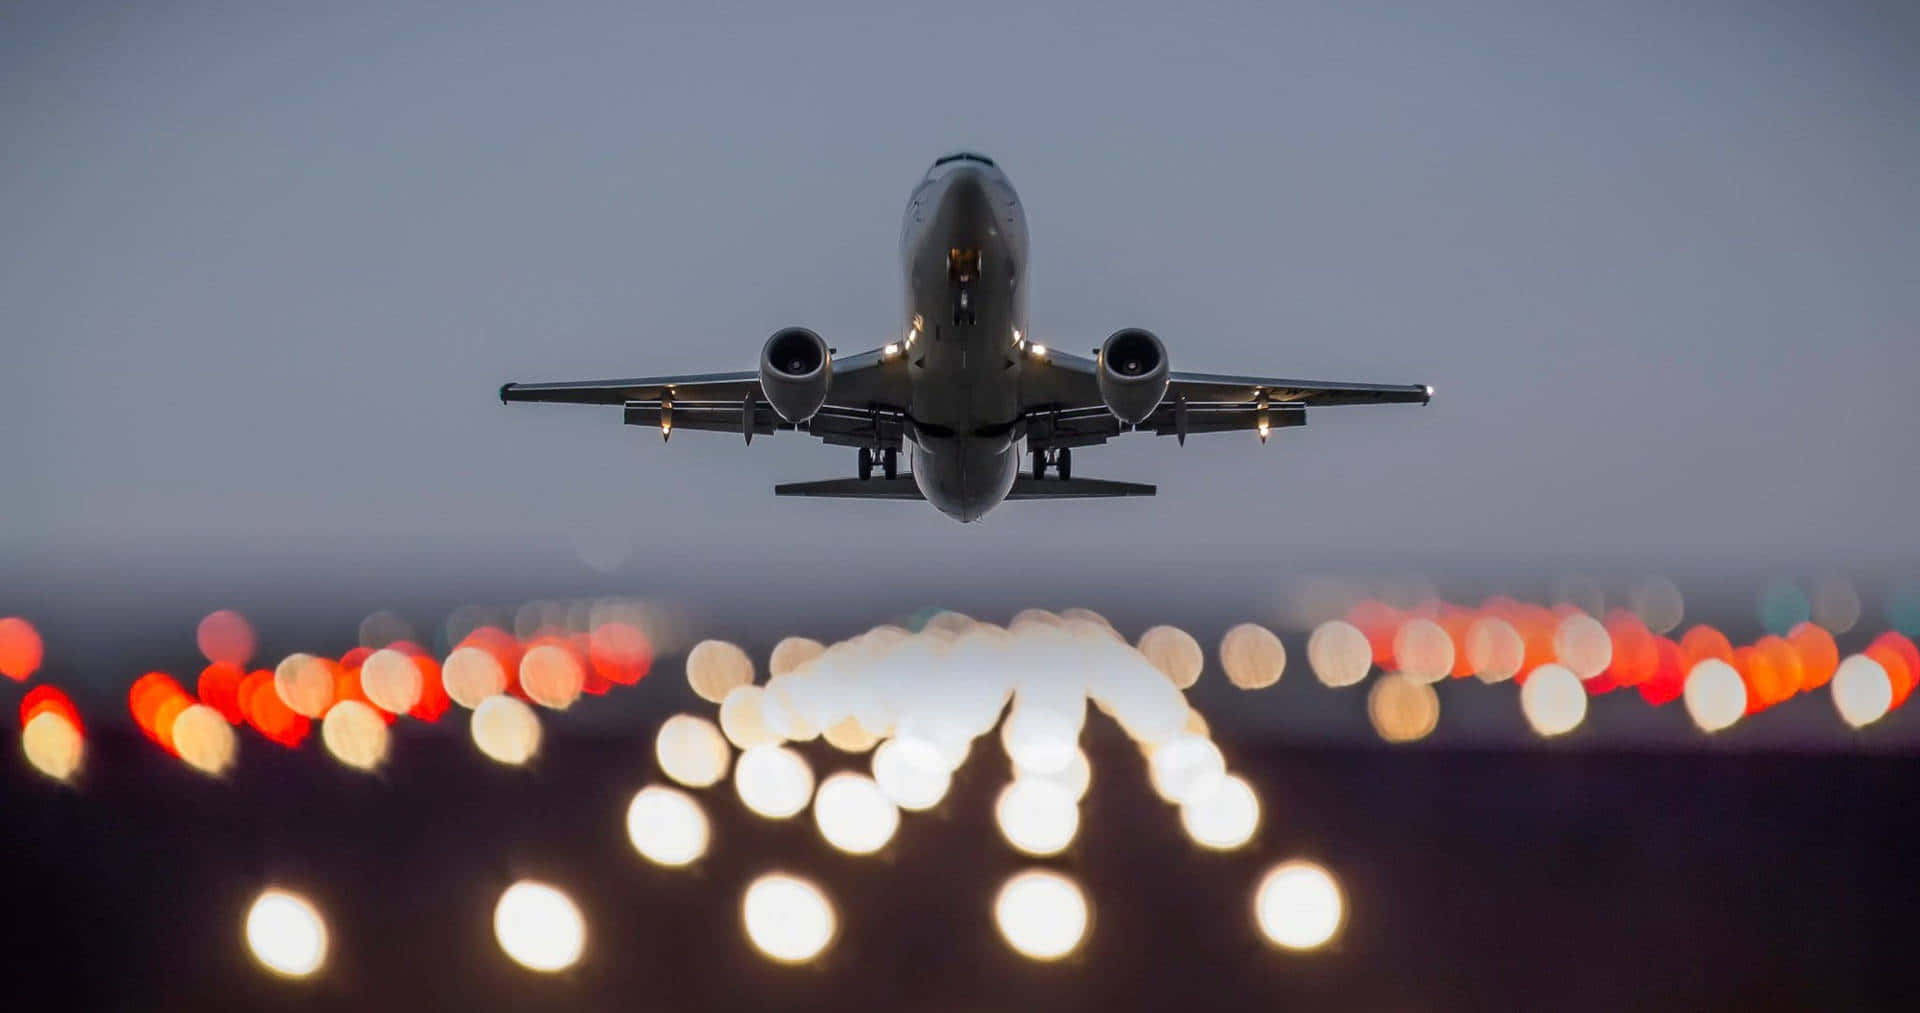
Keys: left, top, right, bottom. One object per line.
{"left": 1030, "top": 447, "right": 1072, "bottom": 480}
{"left": 858, "top": 447, "right": 898, "bottom": 481}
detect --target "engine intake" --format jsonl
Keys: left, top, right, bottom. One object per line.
{"left": 1098, "top": 328, "right": 1169, "bottom": 425}
{"left": 759, "top": 327, "right": 832, "bottom": 423}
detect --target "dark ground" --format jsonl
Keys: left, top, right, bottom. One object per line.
{"left": 5, "top": 724, "right": 1916, "bottom": 1011}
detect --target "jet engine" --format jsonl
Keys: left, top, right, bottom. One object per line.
{"left": 758, "top": 327, "right": 832, "bottom": 423}
{"left": 1097, "top": 328, "right": 1169, "bottom": 425}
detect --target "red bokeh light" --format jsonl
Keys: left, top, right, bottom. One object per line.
{"left": 195, "top": 610, "right": 256, "bottom": 667}
{"left": 197, "top": 662, "right": 247, "bottom": 724}
{"left": 0, "top": 616, "right": 45, "bottom": 682}
{"left": 1637, "top": 637, "right": 1686, "bottom": 706}
{"left": 21, "top": 685, "right": 82, "bottom": 733}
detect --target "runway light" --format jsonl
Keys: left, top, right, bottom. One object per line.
{"left": 742, "top": 873, "right": 836, "bottom": 964}
{"left": 687, "top": 639, "right": 755, "bottom": 704}
{"left": 21, "top": 710, "right": 83, "bottom": 782}
{"left": 1137, "top": 625, "right": 1204, "bottom": 689}
{"left": 320, "top": 699, "right": 389, "bottom": 771}
{"left": 1832, "top": 654, "right": 1893, "bottom": 728}
{"left": 1392, "top": 618, "right": 1455, "bottom": 684}
{"left": 519, "top": 643, "right": 585, "bottom": 711}
{"left": 494, "top": 880, "right": 586, "bottom": 973}
{"left": 172, "top": 703, "right": 238, "bottom": 775}
{"left": 1682, "top": 659, "right": 1746, "bottom": 732}
{"left": 1366, "top": 672, "right": 1439, "bottom": 743}
{"left": 1307, "top": 620, "right": 1372, "bottom": 688}
{"left": 995, "top": 869, "right": 1088, "bottom": 961}
{"left": 471, "top": 694, "right": 541, "bottom": 765}
{"left": 872, "top": 736, "right": 952, "bottom": 811}
{"left": 719, "top": 685, "right": 780, "bottom": 749}
{"left": 245, "top": 889, "right": 328, "bottom": 978}
{"left": 734, "top": 744, "right": 815, "bottom": 819}
{"left": 1553, "top": 613, "right": 1612, "bottom": 680}
{"left": 195, "top": 610, "right": 256, "bottom": 667}
{"left": 1254, "top": 861, "right": 1344, "bottom": 952}
{"left": 626, "top": 785, "right": 710, "bottom": 867}
{"left": 1519, "top": 663, "right": 1587, "bottom": 737}
{"left": 1148, "top": 734, "right": 1226, "bottom": 804}
{"left": 812, "top": 772, "right": 900, "bottom": 855}
{"left": 1219, "top": 623, "right": 1286, "bottom": 690}
{"left": 769, "top": 636, "right": 825, "bottom": 677}
{"left": 995, "top": 778, "right": 1080, "bottom": 856}
{"left": 360, "top": 648, "right": 424, "bottom": 715}
{"left": 655, "top": 714, "right": 731, "bottom": 788}
{"left": 1180, "top": 773, "right": 1261, "bottom": 850}
{"left": 441, "top": 646, "right": 509, "bottom": 709}
{"left": 1464, "top": 616, "right": 1525, "bottom": 683}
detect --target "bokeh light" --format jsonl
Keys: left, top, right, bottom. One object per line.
{"left": 769, "top": 636, "right": 825, "bottom": 677}
{"left": 1254, "top": 860, "right": 1344, "bottom": 951}
{"left": 1810, "top": 576, "right": 1861, "bottom": 634}
{"left": 1307, "top": 620, "right": 1372, "bottom": 688}
{"left": 1682, "top": 659, "right": 1746, "bottom": 733}
{"left": 742, "top": 873, "right": 837, "bottom": 964}
{"left": 1366, "top": 672, "right": 1439, "bottom": 743}
{"left": 1147, "top": 734, "right": 1227, "bottom": 804}
{"left": 471, "top": 694, "right": 541, "bottom": 766}
{"left": 734, "top": 744, "right": 815, "bottom": 819}
{"left": 442, "top": 646, "right": 508, "bottom": 710}
{"left": 871, "top": 736, "right": 952, "bottom": 811}
{"left": 359, "top": 648, "right": 424, "bottom": 716}
{"left": 1758, "top": 579, "right": 1812, "bottom": 635}
{"left": 0, "top": 616, "right": 45, "bottom": 682}
{"left": 812, "top": 772, "right": 900, "bottom": 855}
{"left": 1519, "top": 664, "right": 1587, "bottom": 737}
{"left": 1831, "top": 654, "right": 1893, "bottom": 728}
{"left": 1464, "top": 616, "right": 1525, "bottom": 683}
{"left": 172, "top": 702, "right": 238, "bottom": 775}
{"left": 718, "top": 685, "right": 779, "bottom": 750}
{"left": 687, "top": 639, "right": 755, "bottom": 704}
{"left": 519, "top": 643, "right": 585, "bottom": 711}
{"left": 273, "top": 654, "right": 336, "bottom": 719}
{"left": 1888, "top": 583, "right": 1920, "bottom": 637}
{"left": 994, "top": 869, "right": 1089, "bottom": 961}
{"left": 21, "top": 709, "right": 83, "bottom": 782}
{"left": 320, "top": 699, "right": 389, "bottom": 771}
{"left": 1392, "top": 618, "right": 1455, "bottom": 684}
{"left": 1553, "top": 613, "right": 1612, "bottom": 680}
{"left": 196, "top": 610, "right": 256, "bottom": 667}
{"left": 625, "top": 785, "right": 710, "bottom": 867}
{"left": 654, "top": 713, "right": 730, "bottom": 788}
{"left": 994, "top": 778, "right": 1080, "bottom": 856}
{"left": 1136, "top": 625, "right": 1204, "bottom": 689}
{"left": 1628, "top": 576, "right": 1685, "bottom": 635}
{"left": 1219, "top": 623, "right": 1286, "bottom": 689}
{"left": 245, "top": 889, "right": 328, "bottom": 978}
{"left": 1180, "top": 773, "right": 1261, "bottom": 850}
{"left": 494, "top": 880, "right": 586, "bottom": 973}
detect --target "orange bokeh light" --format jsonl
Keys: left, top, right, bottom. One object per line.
{"left": 1787, "top": 623, "right": 1840, "bottom": 690}
{"left": 1866, "top": 634, "right": 1917, "bottom": 709}
{"left": 0, "top": 616, "right": 45, "bottom": 681}
{"left": 589, "top": 620, "right": 653, "bottom": 686}
{"left": 1679, "top": 626, "right": 1735, "bottom": 671}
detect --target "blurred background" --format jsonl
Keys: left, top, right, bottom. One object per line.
{"left": 3, "top": 0, "right": 1917, "bottom": 1007}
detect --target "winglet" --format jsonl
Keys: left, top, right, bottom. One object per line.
{"left": 1422, "top": 384, "right": 1434, "bottom": 405}
{"left": 499, "top": 382, "right": 517, "bottom": 404}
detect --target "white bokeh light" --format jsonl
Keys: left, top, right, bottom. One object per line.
{"left": 246, "top": 889, "right": 328, "bottom": 978}
{"left": 494, "top": 880, "right": 586, "bottom": 973}
{"left": 471, "top": 694, "right": 542, "bottom": 766}
{"left": 1682, "top": 659, "right": 1747, "bottom": 733}
{"left": 1519, "top": 664, "right": 1588, "bottom": 737}
{"left": 742, "top": 873, "right": 837, "bottom": 964}
{"left": 994, "top": 869, "right": 1089, "bottom": 961}
{"left": 994, "top": 778, "right": 1080, "bottom": 856}
{"left": 871, "top": 736, "right": 952, "bottom": 811}
{"left": 812, "top": 772, "right": 900, "bottom": 855}
{"left": 626, "top": 785, "right": 710, "bottom": 867}
{"left": 734, "top": 744, "right": 815, "bottom": 819}
{"left": 1254, "top": 860, "right": 1344, "bottom": 951}
{"left": 320, "top": 699, "right": 389, "bottom": 771}
{"left": 1307, "top": 620, "right": 1372, "bottom": 688}
{"left": 1831, "top": 654, "right": 1893, "bottom": 729}
{"left": 654, "top": 714, "right": 731, "bottom": 788}
{"left": 1180, "top": 773, "right": 1261, "bottom": 850}
{"left": 1148, "top": 734, "right": 1226, "bottom": 804}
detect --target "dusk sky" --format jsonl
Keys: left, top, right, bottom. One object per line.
{"left": 5, "top": 0, "right": 1916, "bottom": 594}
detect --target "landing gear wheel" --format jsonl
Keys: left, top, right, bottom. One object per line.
{"left": 1032, "top": 449, "right": 1047, "bottom": 480}
{"left": 858, "top": 447, "right": 874, "bottom": 481}
{"left": 1057, "top": 447, "right": 1072, "bottom": 480}
{"left": 882, "top": 448, "right": 898, "bottom": 479}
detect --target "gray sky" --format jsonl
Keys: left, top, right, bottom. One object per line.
{"left": 5, "top": 0, "right": 1917, "bottom": 588}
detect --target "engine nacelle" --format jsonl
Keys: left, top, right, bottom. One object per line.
{"left": 758, "top": 327, "right": 832, "bottom": 423}
{"left": 1097, "top": 328, "right": 1169, "bottom": 425}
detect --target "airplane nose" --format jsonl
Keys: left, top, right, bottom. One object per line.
{"left": 935, "top": 169, "right": 994, "bottom": 227}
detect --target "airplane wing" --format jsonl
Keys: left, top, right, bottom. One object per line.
{"left": 1021, "top": 350, "right": 1429, "bottom": 450}
{"left": 500, "top": 347, "right": 913, "bottom": 446}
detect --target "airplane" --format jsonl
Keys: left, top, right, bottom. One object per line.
{"left": 500, "top": 152, "right": 1431, "bottom": 522}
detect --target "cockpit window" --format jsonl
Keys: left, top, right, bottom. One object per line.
{"left": 931, "top": 151, "right": 995, "bottom": 169}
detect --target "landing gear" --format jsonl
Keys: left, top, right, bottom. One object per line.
{"left": 858, "top": 447, "right": 873, "bottom": 481}
{"left": 882, "top": 448, "right": 898, "bottom": 479}
{"left": 1030, "top": 447, "right": 1073, "bottom": 480}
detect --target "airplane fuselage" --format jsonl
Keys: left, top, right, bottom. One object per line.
{"left": 898, "top": 153, "right": 1030, "bottom": 522}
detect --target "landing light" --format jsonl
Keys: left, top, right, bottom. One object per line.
{"left": 1030, "top": 344, "right": 1047, "bottom": 359}
{"left": 884, "top": 343, "right": 901, "bottom": 359}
